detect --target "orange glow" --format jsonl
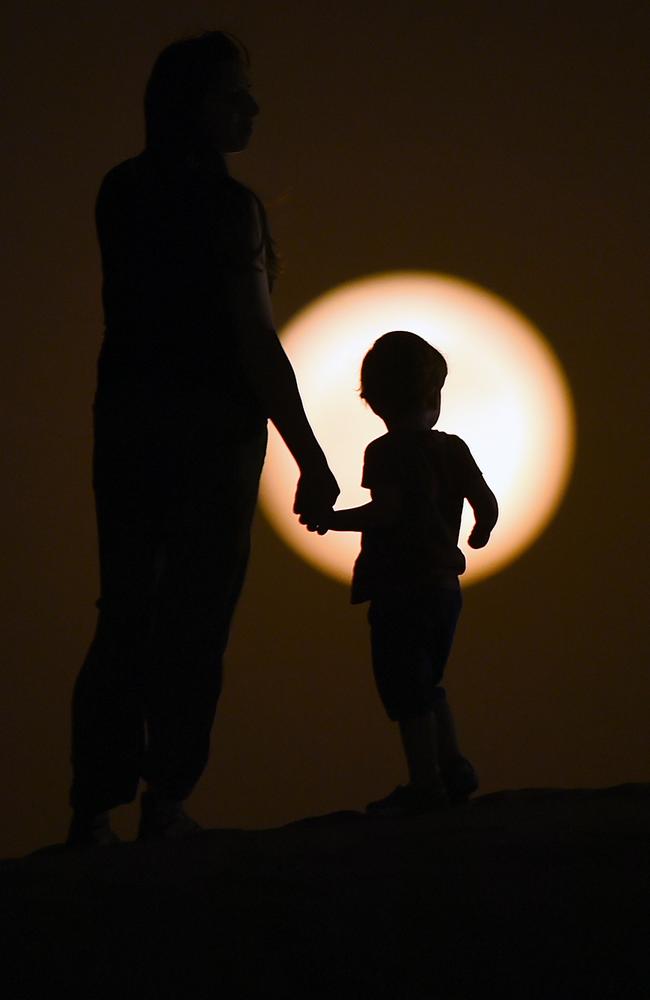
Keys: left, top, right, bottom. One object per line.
{"left": 260, "top": 272, "right": 575, "bottom": 586}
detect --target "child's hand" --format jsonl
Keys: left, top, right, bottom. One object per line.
{"left": 467, "top": 525, "right": 491, "bottom": 549}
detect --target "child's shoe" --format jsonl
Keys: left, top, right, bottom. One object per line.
{"left": 366, "top": 782, "right": 449, "bottom": 817}
{"left": 66, "top": 811, "right": 120, "bottom": 848}
{"left": 137, "top": 790, "right": 202, "bottom": 841}
{"left": 441, "top": 757, "right": 479, "bottom": 804}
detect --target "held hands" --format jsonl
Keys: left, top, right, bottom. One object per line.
{"left": 299, "top": 508, "right": 334, "bottom": 535}
{"left": 293, "top": 463, "right": 339, "bottom": 536}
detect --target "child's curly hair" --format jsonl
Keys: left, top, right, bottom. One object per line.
{"left": 360, "top": 331, "right": 448, "bottom": 420}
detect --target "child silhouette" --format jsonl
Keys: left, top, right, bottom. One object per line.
{"left": 303, "top": 331, "right": 498, "bottom": 816}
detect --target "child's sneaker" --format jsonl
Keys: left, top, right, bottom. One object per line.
{"left": 137, "top": 790, "right": 202, "bottom": 841}
{"left": 366, "top": 783, "right": 449, "bottom": 817}
{"left": 441, "top": 757, "right": 479, "bottom": 804}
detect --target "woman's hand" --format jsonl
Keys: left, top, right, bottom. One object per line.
{"left": 294, "top": 464, "right": 340, "bottom": 533}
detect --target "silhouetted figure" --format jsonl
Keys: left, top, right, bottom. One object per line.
{"left": 303, "top": 331, "right": 498, "bottom": 816}
{"left": 68, "top": 32, "right": 339, "bottom": 846}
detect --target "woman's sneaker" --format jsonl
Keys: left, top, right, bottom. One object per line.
{"left": 366, "top": 783, "right": 449, "bottom": 817}
{"left": 441, "top": 757, "right": 479, "bottom": 804}
{"left": 137, "top": 791, "right": 202, "bottom": 841}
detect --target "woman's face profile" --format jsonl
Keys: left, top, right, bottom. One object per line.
{"left": 201, "top": 58, "right": 259, "bottom": 153}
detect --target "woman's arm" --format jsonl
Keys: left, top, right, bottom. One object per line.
{"left": 225, "top": 197, "right": 339, "bottom": 517}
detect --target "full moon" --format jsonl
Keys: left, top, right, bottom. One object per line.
{"left": 260, "top": 272, "right": 575, "bottom": 587}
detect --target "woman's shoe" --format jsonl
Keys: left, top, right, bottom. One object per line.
{"left": 137, "top": 790, "right": 202, "bottom": 841}
{"left": 441, "top": 757, "right": 479, "bottom": 804}
{"left": 366, "top": 783, "right": 449, "bottom": 817}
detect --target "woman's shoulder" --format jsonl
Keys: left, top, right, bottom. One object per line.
{"left": 221, "top": 175, "right": 255, "bottom": 201}
{"left": 100, "top": 153, "right": 147, "bottom": 189}
{"left": 219, "top": 179, "right": 266, "bottom": 230}
{"left": 96, "top": 154, "right": 252, "bottom": 222}
{"left": 96, "top": 154, "right": 150, "bottom": 215}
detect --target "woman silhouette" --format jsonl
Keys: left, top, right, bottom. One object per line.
{"left": 68, "top": 32, "right": 339, "bottom": 845}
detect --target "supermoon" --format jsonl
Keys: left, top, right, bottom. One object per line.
{"left": 260, "top": 272, "right": 575, "bottom": 587}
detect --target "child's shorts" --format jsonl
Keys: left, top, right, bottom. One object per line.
{"left": 368, "top": 586, "right": 462, "bottom": 721}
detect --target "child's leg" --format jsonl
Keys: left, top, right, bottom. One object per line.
{"left": 369, "top": 597, "right": 446, "bottom": 792}
{"left": 432, "top": 691, "right": 479, "bottom": 801}
{"left": 398, "top": 712, "right": 445, "bottom": 790}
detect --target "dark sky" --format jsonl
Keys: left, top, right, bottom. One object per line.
{"left": 2, "top": 1, "right": 648, "bottom": 855}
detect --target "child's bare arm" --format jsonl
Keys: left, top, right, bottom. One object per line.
{"left": 466, "top": 478, "right": 499, "bottom": 549}
{"left": 314, "top": 484, "right": 402, "bottom": 534}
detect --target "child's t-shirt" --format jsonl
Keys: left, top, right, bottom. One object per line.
{"left": 350, "top": 429, "right": 486, "bottom": 603}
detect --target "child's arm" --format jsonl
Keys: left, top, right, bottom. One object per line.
{"left": 466, "top": 478, "right": 499, "bottom": 549}
{"left": 315, "top": 484, "right": 402, "bottom": 533}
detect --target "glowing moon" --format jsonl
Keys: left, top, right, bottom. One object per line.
{"left": 260, "top": 272, "right": 575, "bottom": 586}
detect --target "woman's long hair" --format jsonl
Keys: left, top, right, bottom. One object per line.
{"left": 144, "top": 31, "right": 247, "bottom": 156}
{"left": 144, "top": 31, "right": 278, "bottom": 282}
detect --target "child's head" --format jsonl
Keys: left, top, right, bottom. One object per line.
{"left": 360, "top": 331, "right": 448, "bottom": 425}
